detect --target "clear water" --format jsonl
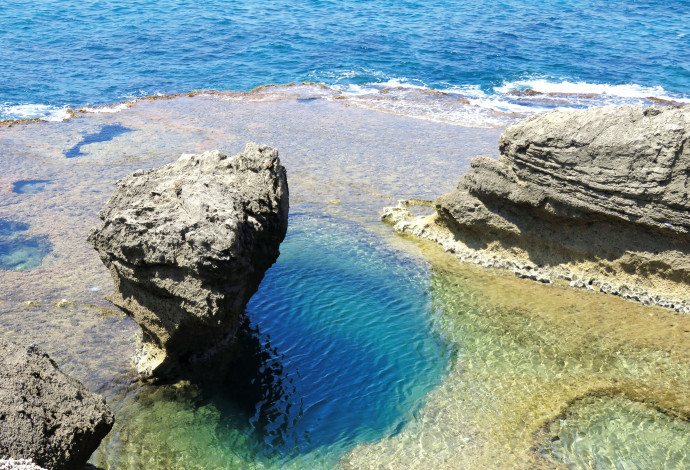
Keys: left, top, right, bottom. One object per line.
{"left": 0, "top": 220, "right": 51, "bottom": 270}
{"left": 91, "top": 212, "right": 448, "bottom": 468}
{"left": 547, "top": 396, "right": 690, "bottom": 469}
{"left": 1, "top": 0, "right": 689, "bottom": 123}
{"left": 11, "top": 180, "right": 52, "bottom": 194}
{"left": 0, "top": 90, "right": 688, "bottom": 469}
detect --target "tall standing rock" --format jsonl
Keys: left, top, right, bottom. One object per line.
{"left": 88, "top": 143, "right": 289, "bottom": 374}
{"left": 0, "top": 339, "right": 114, "bottom": 470}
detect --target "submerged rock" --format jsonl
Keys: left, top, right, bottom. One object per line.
{"left": 88, "top": 143, "right": 289, "bottom": 374}
{"left": 0, "top": 339, "right": 114, "bottom": 470}
{"left": 384, "top": 105, "right": 690, "bottom": 312}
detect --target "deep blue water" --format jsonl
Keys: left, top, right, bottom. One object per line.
{"left": 97, "top": 213, "right": 450, "bottom": 467}
{"left": 1, "top": 0, "right": 689, "bottom": 120}
{"left": 241, "top": 213, "right": 448, "bottom": 460}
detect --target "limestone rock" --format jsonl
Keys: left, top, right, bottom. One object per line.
{"left": 88, "top": 143, "right": 289, "bottom": 374}
{"left": 0, "top": 339, "right": 114, "bottom": 470}
{"left": 386, "top": 105, "right": 690, "bottom": 312}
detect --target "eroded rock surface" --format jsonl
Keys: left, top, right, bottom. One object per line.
{"left": 384, "top": 105, "right": 690, "bottom": 311}
{"left": 0, "top": 339, "right": 114, "bottom": 470}
{"left": 88, "top": 143, "right": 289, "bottom": 374}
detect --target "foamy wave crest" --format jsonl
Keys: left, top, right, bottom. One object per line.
{"left": 3, "top": 77, "right": 687, "bottom": 128}
{"left": 79, "top": 101, "right": 136, "bottom": 114}
{"left": 495, "top": 79, "right": 674, "bottom": 99}
{"left": 0, "top": 103, "right": 72, "bottom": 122}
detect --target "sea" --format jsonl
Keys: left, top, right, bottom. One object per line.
{"left": 1, "top": 1, "right": 690, "bottom": 469}
{"left": 1, "top": 0, "right": 689, "bottom": 124}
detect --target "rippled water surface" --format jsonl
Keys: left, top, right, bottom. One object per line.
{"left": 1, "top": 97, "right": 689, "bottom": 469}
{"left": 2, "top": 0, "right": 689, "bottom": 123}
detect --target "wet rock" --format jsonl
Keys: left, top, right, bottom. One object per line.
{"left": 385, "top": 106, "right": 690, "bottom": 311}
{"left": 0, "top": 339, "right": 114, "bottom": 470}
{"left": 88, "top": 143, "right": 289, "bottom": 374}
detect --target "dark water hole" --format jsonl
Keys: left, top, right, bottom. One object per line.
{"left": 11, "top": 179, "right": 52, "bottom": 194}
{"left": 65, "top": 124, "right": 133, "bottom": 158}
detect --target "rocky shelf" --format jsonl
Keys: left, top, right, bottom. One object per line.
{"left": 384, "top": 105, "right": 690, "bottom": 313}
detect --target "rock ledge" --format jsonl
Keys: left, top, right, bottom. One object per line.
{"left": 384, "top": 106, "right": 690, "bottom": 312}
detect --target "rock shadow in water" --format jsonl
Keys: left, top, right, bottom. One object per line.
{"left": 64, "top": 124, "right": 133, "bottom": 158}
{"left": 150, "top": 315, "right": 299, "bottom": 454}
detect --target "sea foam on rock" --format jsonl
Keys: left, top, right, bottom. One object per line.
{"left": 0, "top": 339, "right": 114, "bottom": 470}
{"left": 88, "top": 143, "right": 289, "bottom": 375}
{"left": 383, "top": 105, "right": 690, "bottom": 312}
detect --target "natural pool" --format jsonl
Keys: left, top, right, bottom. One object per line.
{"left": 0, "top": 219, "right": 51, "bottom": 271}
{"left": 0, "top": 93, "right": 688, "bottom": 469}
{"left": 11, "top": 179, "right": 51, "bottom": 194}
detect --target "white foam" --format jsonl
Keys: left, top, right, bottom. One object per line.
{"left": 0, "top": 104, "right": 71, "bottom": 122}
{"left": 495, "top": 78, "right": 687, "bottom": 101}
{"left": 80, "top": 101, "right": 134, "bottom": 114}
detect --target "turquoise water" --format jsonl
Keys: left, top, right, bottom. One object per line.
{"left": 1, "top": 0, "right": 689, "bottom": 121}
{"left": 0, "top": 220, "right": 51, "bottom": 271}
{"left": 244, "top": 213, "right": 448, "bottom": 456}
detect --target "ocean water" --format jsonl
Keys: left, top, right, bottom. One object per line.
{"left": 1, "top": 0, "right": 689, "bottom": 124}
{"left": 2, "top": 2, "right": 690, "bottom": 469}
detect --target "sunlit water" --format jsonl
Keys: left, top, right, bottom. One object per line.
{"left": 0, "top": 96, "right": 688, "bottom": 468}
{"left": 2, "top": 0, "right": 689, "bottom": 125}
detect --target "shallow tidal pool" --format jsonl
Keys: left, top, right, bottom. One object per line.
{"left": 0, "top": 94, "right": 688, "bottom": 469}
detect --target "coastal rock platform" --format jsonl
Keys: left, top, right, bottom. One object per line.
{"left": 384, "top": 105, "right": 690, "bottom": 312}
{"left": 88, "top": 143, "right": 289, "bottom": 375}
{"left": 0, "top": 339, "right": 114, "bottom": 470}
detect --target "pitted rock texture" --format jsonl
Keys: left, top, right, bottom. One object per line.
{"left": 386, "top": 106, "right": 690, "bottom": 312}
{"left": 88, "top": 143, "right": 289, "bottom": 374}
{"left": 0, "top": 339, "right": 114, "bottom": 470}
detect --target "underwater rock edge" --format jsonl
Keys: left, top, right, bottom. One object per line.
{"left": 88, "top": 143, "right": 289, "bottom": 375}
{"left": 0, "top": 339, "right": 114, "bottom": 470}
{"left": 384, "top": 105, "right": 690, "bottom": 313}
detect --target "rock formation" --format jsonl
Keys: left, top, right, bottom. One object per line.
{"left": 0, "top": 339, "right": 114, "bottom": 470}
{"left": 88, "top": 143, "right": 289, "bottom": 374}
{"left": 384, "top": 105, "right": 690, "bottom": 312}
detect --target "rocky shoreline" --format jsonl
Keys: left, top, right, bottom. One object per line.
{"left": 384, "top": 105, "right": 690, "bottom": 313}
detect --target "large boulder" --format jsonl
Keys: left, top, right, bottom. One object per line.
{"left": 0, "top": 339, "right": 114, "bottom": 470}
{"left": 384, "top": 105, "right": 690, "bottom": 312}
{"left": 88, "top": 143, "right": 289, "bottom": 374}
